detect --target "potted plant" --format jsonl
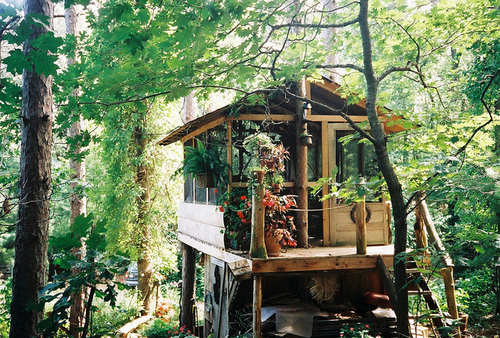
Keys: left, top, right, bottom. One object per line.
{"left": 263, "top": 190, "right": 297, "bottom": 256}
{"left": 182, "top": 139, "right": 229, "bottom": 188}
{"left": 269, "top": 173, "right": 284, "bottom": 193}
{"left": 219, "top": 188, "right": 252, "bottom": 251}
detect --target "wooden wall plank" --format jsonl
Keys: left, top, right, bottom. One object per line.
{"left": 178, "top": 233, "right": 237, "bottom": 263}
{"left": 178, "top": 202, "right": 224, "bottom": 227}
{"left": 178, "top": 219, "right": 225, "bottom": 248}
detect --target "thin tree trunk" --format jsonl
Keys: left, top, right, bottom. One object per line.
{"left": 358, "top": 0, "right": 410, "bottom": 336}
{"left": 180, "top": 243, "right": 196, "bottom": 331}
{"left": 322, "top": 0, "right": 339, "bottom": 82}
{"left": 65, "top": 4, "right": 87, "bottom": 337}
{"left": 10, "top": 0, "right": 54, "bottom": 336}
{"left": 183, "top": 92, "right": 198, "bottom": 122}
{"left": 134, "top": 125, "right": 153, "bottom": 313}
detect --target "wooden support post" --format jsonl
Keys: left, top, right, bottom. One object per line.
{"left": 414, "top": 203, "right": 428, "bottom": 249}
{"left": 415, "top": 193, "right": 452, "bottom": 265}
{"left": 295, "top": 78, "right": 308, "bottom": 248}
{"left": 180, "top": 243, "right": 196, "bottom": 332}
{"left": 250, "top": 171, "right": 268, "bottom": 259}
{"left": 356, "top": 197, "right": 367, "bottom": 255}
{"left": 321, "top": 121, "right": 330, "bottom": 247}
{"left": 253, "top": 275, "right": 263, "bottom": 338}
{"left": 441, "top": 266, "right": 459, "bottom": 320}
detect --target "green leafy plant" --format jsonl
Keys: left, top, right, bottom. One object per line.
{"left": 182, "top": 139, "right": 229, "bottom": 187}
{"left": 268, "top": 173, "right": 284, "bottom": 191}
{"left": 90, "top": 295, "right": 141, "bottom": 337}
{"left": 0, "top": 278, "right": 12, "bottom": 337}
{"left": 141, "top": 319, "right": 195, "bottom": 338}
{"left": 35, "top": 250, "right": 130, "bottom": 337}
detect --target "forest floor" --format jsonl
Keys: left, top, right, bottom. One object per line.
{"left": 466, "top": 316, "right": 500, "bottom": 337}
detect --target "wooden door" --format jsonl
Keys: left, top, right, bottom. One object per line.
{"left": 327, "top": 124, "right": 391, "bottom": 246}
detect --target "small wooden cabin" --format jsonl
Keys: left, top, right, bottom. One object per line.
{"left": 159, "top": 78, "right": 453, "bottom": 338}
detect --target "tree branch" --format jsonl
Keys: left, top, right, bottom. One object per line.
{"left": 317, "top": 63, "right": 365, "bottom": 74}
{"left": 455, "top": 68, "right": 500, "bottom": 156}
{"left": 0, "top": 15, "right": 20, "bottom": 36}
{"left": 270, "top": 16, "right": 359, "bottom": 30}
{"left": 377, "top": 65, "right": 417, "bottom": 83}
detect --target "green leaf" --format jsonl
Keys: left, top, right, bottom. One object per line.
{"left": 31, "top": 31, "right": 63, "bottom": 54}
{"left": 3, "top": 49, "right": 30, "bottom": 75}
{"left": 28, "top": 49, "right": 59, "bottom": 76}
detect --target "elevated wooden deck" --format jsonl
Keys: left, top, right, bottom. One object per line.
{"left": 179, "top": 232, "right": 394, "bottom": 278}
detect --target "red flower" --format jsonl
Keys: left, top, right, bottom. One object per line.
{"left": 214, "top": 189, "right": 218, "bottom": 193}
{"left": 219, "top": 206, "right": 225, "bottom": 212}
{"left": 240, "top": 195, "right": 247, "bottom": 200}
{"left": 237, "top": 210, "right": 244, "bottom": 219}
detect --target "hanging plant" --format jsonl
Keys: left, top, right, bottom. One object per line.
{"left": 182, "top": 139, "right": 229, "bottom": 188}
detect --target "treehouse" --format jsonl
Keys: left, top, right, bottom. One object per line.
{"left": 159, "top": 78, "right": 460, "bottom": 338}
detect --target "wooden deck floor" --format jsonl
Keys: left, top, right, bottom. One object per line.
{"left": 179, "top": 232, "right": 394, "bottom": 276}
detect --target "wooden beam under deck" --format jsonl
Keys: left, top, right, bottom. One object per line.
{"left": 251, "top": 245, "right": 394, "bottom": 274}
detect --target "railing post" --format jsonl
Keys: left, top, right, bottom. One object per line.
{"left": 356, "top": 180, "right": 367, "bottom": 255}
{"left": 250, "top": 170, "right": 268, "bottom": 259}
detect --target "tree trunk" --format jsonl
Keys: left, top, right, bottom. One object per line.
{"left": 134, "top": 125, "right": 153, "bottom": 313}
{"left": 10, "top": 0, "right": 54, "bottom": 336}
{"left": 183, "top": 92, "right": 198, "bottom": 123}
{"left": 180, "top": 243, "right": 196, "bottom": 332}
{"left": 358, "top": 0, "right": 410, "bottom": 336}
{"left": 322, "top": 0, "right": 339, "bottom": 82}
{"left": 65, "top": 4, "right": 87, "bottom": 337}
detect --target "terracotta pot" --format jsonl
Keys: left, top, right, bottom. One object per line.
{"left": 265, "top": 233, "right": 281, "bottom": 257}
{"left": 272, "top": 184, "right": 281, "bottom": 193}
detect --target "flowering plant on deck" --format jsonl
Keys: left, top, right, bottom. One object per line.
{"left": 219, "top": 187, "right": 252, "bottom": 250}
{"left": 263, "top": 190, "right": 297, "bottom": 247}
{"left": 340, "top": 324, "right": 379, "bottom": 338}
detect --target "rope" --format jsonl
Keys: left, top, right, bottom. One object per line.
{"left": 288, "top": 205, "right": 351, "bottom": 212}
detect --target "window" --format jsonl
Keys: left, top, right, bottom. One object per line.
{"left": 183, "top": 126, "right": 226, "bottom": 205}
{"left": 336, "top": 131, "right": 379, "bottom": 183}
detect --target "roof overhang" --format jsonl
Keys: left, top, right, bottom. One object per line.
{"left": 158, "top": 77, "right": 403, "bottom": 146}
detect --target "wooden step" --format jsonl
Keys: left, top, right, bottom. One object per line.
{"left": 408, "top": 290, "right": 433, "bottom": 296}
{"left": 410, "top": 323, "right": 430, "bottom": 338}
